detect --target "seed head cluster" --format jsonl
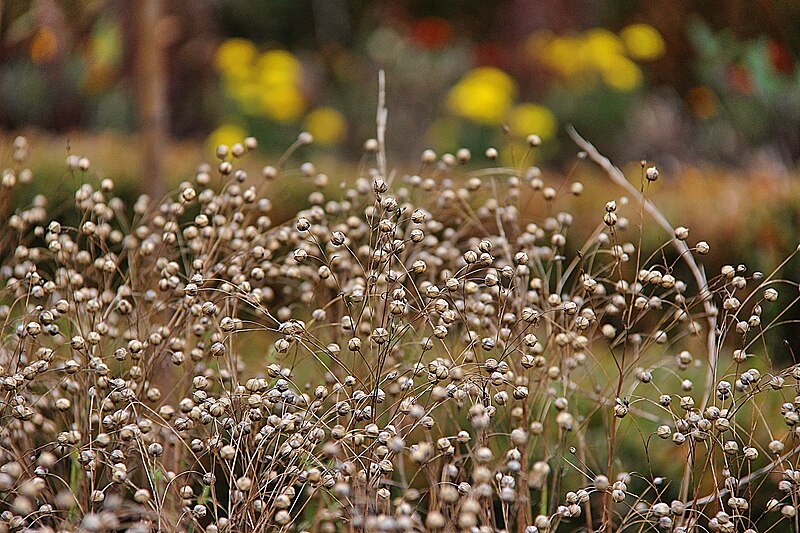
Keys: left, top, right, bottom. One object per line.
{"left": 0, "top": 133, "right": 798, "bottom": 532}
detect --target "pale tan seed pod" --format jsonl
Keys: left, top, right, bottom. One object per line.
{"left": 770, "top": 440, "right": 786, "bottom": 453}
{"left": 274, "top": 510, "right": 292, "bottom": 525}
{"left": 219, "top": 445, "right": 236, "bottom": 460}
{"left": 426, "top": 511, "right": 445, "bottom": 529}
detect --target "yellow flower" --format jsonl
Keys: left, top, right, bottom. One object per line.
{"left": 246, "top": 49, "right": 306, "bottom": 122}
{"left": 582, "top": 29, "right": 625, "bottom": 71}
{"left": 207, "top": 123, "right": 247, "bottom": 157}
{"left": 599, "top": 56, "right": 643, "bottom": 91}
{"left": 620, "top": 24, "right": 666, "bottom": 61}
{"left": 539, "top": 35, "right": 585, "bottom": 78}
{"left": 260, "top": 86, "right": 305, "bottom": 123}
{"left": 507, "top": 103, "right": 557, "bottom": 140}
{"left": 256, "top": 50, "right": 302, "bottom": 87}
{"left": 447, "top": 67, "right": 516, "bottom": 125}
{"left": 557, "top": 36, "right": 588, "bottom": 77}
{"left": 304, "top": 107, "right": 347, "bottom": 145}
{"left": 215, "top": 39, "right": 257, "bottom": 75}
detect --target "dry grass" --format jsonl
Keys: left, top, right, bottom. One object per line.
{"left": 0, "top": 124, "right": 799, "bottom": 533}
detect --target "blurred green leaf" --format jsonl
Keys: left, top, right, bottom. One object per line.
{"left": 686, "top": 16, "right": 719, "bottom": 58}
{"left": 91, "top": 16, "right": 123, "bottom": 67}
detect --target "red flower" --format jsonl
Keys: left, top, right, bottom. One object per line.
{"left": 768, "top": 40, "right": 794, "bottom": 75}
{"left": 411, "top": 17, "right": 454, "bottom": 50}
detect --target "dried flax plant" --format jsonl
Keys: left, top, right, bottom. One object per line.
{"left": 0, "top": 92, "right": 799, "bottom": 533}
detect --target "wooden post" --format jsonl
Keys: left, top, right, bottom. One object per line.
{"left": 134, "top": 0, "right": 167, "bottom": 200}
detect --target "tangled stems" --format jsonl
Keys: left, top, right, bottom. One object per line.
{"left": 0, "top": 127, "right": 798, "bottom": 533}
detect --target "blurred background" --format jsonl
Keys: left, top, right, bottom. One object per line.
{"left": 1, "top": 0, "right": 800, "bottom": 269}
